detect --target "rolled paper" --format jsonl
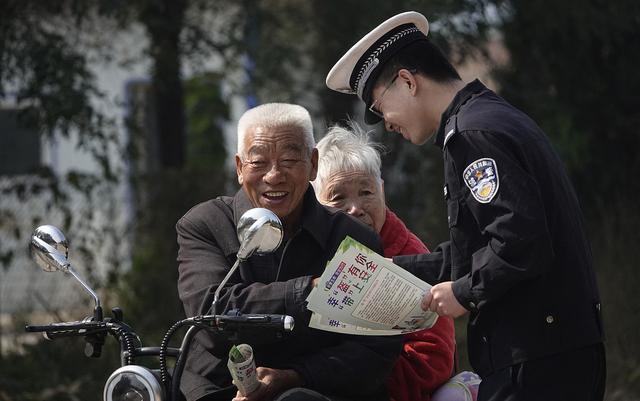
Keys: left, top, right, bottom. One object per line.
{"left": 227, "top": 344, "right": 260, "bottom": 395}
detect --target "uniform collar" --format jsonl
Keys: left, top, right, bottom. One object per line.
{"left": 233, "top": 185, "right": 330, "bottom": 250}
{"left": 434, "top": 79, "right": 487, "bottom": 149}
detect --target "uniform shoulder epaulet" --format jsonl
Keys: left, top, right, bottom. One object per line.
{"left": 443, "top": 116, "right": 458, "bottom": 148}
{"left": 443, "top": 90, "right": 486, "bottom": 148}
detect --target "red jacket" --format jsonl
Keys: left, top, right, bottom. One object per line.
{"left": 381, "top": 209, "right": 456, "bottom": 401}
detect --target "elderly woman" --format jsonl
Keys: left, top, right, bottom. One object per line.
{"left": 312, "top": 123, "right": 457, "bottom": 401}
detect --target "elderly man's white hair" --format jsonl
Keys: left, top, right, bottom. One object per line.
{"left": 237, "top": 103, "right": 315, "bottom": 157}
{"left": 313, "top": 120, "right": 383, "bottom": 197}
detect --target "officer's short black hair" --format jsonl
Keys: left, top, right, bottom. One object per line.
{"left": 376, "top": 39, "right": 461, "bottom": 88}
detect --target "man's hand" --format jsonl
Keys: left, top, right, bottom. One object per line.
{"left": 232, "top": 367, "right": 303, "bottom": 401}
{"left": 421, "top": 281, "right": 468, "bottom": 318}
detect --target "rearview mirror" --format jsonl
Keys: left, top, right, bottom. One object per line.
{"left": 29, "top": 225, "right": 101, "bottom": 314}
{"left": 212, "top": 208, "right": 283, "bottom": 313}
{"left": 30, "top": 225, "right": 70, "bottom": 273}
{"left": 236, "top": 208, "right": 283, "bottom": 261}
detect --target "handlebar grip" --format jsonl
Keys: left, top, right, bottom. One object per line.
{"left": 25, "top": 321, "right": 106, "bottom": 338}
{"left": 43, "top": 330, "right": 88, "bottom": 340}
{"left": 213, "top": 313, "right": 295, "bottom": 332}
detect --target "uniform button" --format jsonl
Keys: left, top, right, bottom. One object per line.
{"left": 469, "top": 301, "right": 476, "bottom": 310}
{"left": 482, "top": 336, "right": 488, "bottom": 343}
{"left": 545, "top": 315, "right": 554, "bottom": 324}
{"left": 596, "top": 303, "right": 601, "bottom": 311}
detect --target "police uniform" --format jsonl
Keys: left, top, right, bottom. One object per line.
{"left": 326, "top": 11, "right": 605, "bottom": 401}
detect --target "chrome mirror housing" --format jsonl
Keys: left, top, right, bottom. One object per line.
{"left": 211, "top": 208, "right": 283, "bottom": 313}
{"left": 236, "top": 208, "right": 283, "bottom": 261}
{"left": 29, "top": 225, "right": 101, "bottom": 312}
{"left": 30, "top": 225, "right": 70, "bottom": 273}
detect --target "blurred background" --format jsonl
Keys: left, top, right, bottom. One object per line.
{"left": 0, "top": 0, "right": 638, "bottom": 399}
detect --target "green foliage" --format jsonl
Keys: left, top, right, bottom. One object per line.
{"left": 116, "top": 167, "right": 230, "bottom": 345}
{"left": 184, "top": 73, "right": 230, "bottom": 172}
{"left": 493, "top": 0, "right": 640, "bottom": 205}
{"left": 0, "top": 0, "right": 120, "bottom": 280}
{"left": 590, "top": 198, "right": 640, "bottom": 397}
{"left": 0, "top": 333, "right": 120, "bottom": 400}
{"left": 117, "top": 72, "right": 231, "bottom": 345}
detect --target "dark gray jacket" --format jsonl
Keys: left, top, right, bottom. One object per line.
{"left": 394, "top": 80, "right": 604, "bottom": 377}
{"left": 177, "top": 186, "right": 401, "bottom": 400}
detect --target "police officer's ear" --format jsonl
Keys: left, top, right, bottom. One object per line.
{"left": 397, "top": 68, "right": 419, "bottom": 96}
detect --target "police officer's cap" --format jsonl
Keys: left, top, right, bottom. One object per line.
{"left": 326, "top": 11, "right": 429, "bottom": 124}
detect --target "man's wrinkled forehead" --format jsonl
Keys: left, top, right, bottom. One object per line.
{"left": 246, "top": 141, "right": 306, "bottom": 157}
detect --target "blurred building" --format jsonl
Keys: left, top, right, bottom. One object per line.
{"left": 0, "top": 26, "right": 148, "bottom": 352}
{"left": 0, "top": 19, "right": 248, "bottom": 354}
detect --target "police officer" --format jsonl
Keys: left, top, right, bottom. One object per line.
{"left": 326, "top": 11, "right": 605, "bottom": 401}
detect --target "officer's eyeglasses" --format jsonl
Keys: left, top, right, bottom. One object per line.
{"left": 368, "top": 69, "right": 416, "bottom": 119}
{"left": 368, "top": 74, "right": 399, "bottom": 119}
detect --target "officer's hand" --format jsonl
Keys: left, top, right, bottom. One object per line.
{"left": 232, "top": 367, "right": 303, "bottom": 401}
{"left": 421, "top": 281, "right": 468, "bottom": 318}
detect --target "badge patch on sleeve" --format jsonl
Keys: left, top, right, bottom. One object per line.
{"left": 463, "top": 158, "right": 499, "bottom": 203}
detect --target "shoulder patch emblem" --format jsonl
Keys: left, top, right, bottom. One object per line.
{"left": 463, "top": 158, "right": 499, "bottom": 203}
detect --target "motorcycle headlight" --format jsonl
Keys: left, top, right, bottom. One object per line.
{"left": 104, "top": 365, "right": 165, "bottom": 401}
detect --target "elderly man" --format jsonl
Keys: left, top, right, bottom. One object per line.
{"left": 176, "top": 103, "right": 401, "bottom": 401}
{"left": 325, "top": 11, "right": 605, "bottom": 401}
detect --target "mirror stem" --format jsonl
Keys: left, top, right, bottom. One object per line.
{"left": 211, "top": 259, "right": 240, "bottom": 315}
{"left": 68, "top": 266, "right": 101, "bottom": 311}
{"left": 93, "top": 305, "right": 103, "bottom": 321}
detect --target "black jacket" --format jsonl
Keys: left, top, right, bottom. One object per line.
{"left": 177, "top": 186, "right": 401, "bottom": 400}
{"left": 394, "top": 80, "right": 604, "bottom": 376}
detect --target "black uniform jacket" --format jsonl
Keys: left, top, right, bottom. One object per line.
{"left": 394, "top": 80, "right": 604, "bottom": 377}
{"left": 177, "top": 186, "right": 401, "bottom": 401}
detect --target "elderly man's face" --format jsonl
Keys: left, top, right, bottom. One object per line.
{"left": 236, "top": 125, "right": 318, "bottom": 229}
{"left": 319, "top": 171, "right": 386, "bottom": 233}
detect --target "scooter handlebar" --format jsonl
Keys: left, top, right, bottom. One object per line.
{"left": 211, "top": 313, "right": 295, "bottom": 333}
{"left": 25, "top": 320, "right": 107, "bottom": 339}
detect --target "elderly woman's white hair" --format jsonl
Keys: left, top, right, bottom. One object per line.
{"left": 313, "top": 120, "right": 384, "bottom": 196}
{"left": 237, "top": 103, "right": 315, "bottom": 157}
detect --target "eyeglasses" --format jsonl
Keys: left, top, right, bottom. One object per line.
{"left": 367, "top": 73, "right": 399, "bottom": 119}
{"left": 368, "top": 69, "right": 417, "bottom": 119}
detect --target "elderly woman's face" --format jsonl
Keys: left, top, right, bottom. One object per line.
{"left": 319, "top": 170, "right": 386, "bottom": 233}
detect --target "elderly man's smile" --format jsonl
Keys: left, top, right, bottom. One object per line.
{"left": 262, "top": 191, "right": 289, "bottom": 202}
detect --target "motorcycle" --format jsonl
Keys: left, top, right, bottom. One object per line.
{"left": 25, "top": 208, "right": 295, "bottom": 401}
